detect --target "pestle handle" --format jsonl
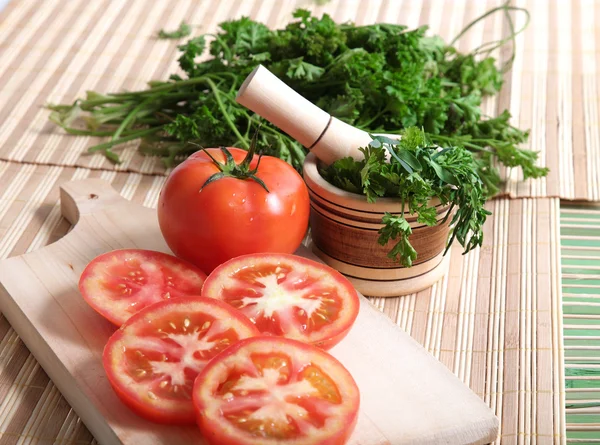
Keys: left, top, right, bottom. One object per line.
{"left": 236, "top": 65, "right": 373, "bottom": 165}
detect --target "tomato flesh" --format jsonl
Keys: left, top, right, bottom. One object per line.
{"left": 79, "top": 249, "right": 207, "bottom": 326}
{"left": 193, "top": 336, "right": 360, "bottom": 445}
{"left": 202, "top": 254, "right": 360, "bottom": 349}
{"left": 102, "top": 296, "right": 259, "bottom": 424}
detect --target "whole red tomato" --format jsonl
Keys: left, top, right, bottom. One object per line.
{"left": 158, "top": 146, "right": 310, "bottom": 273}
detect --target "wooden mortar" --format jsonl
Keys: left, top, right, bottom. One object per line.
{"left": 237, "top": 65, "right": 452, "bottom": 296}
{"left": 303, "top": 154, "right": 452, "bottom": 296}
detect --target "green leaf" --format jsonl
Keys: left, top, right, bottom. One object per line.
{"left": 378, "top": 213, "right": 417, "bottom": 267}
{"left": 272, "top": 57, "right": 325, "bottom": 81}
{"left": 292, "top": 8, "right": 311, "bottom": 20}
{"left": 158, "top": 22, "right": 192, "bottom": 39}
{"left": 177, "top": 36, "right": 206, "bottom": 74}
{"left": 396, "top": 149, "right": 422, "bottom": 171}
{"left": 104, "top": 150, "right": 122, "bottom": 164}
{"left": 370, "top": 134, "right": 400, "bottom": 146}
{"left": 429, "top": 160, "right": 459, "bottom": 185}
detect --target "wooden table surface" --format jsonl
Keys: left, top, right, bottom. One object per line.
{"left": 1, "top": 0, "right": 599, "bottom": 444}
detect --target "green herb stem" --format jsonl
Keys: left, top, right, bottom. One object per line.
{"left": 204, "top": 77, "right": 249, "bottom": 149}
{"left": 87, "top": 126, "right": 165, "bottom": 153}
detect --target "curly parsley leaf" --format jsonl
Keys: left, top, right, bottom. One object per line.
{"left": 158, "top": 22, "right": 192, "bottom": 39}
{"left": 379, "top": 213, "right": 417, "bottom": 267}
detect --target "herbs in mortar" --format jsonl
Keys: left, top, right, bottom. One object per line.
{"left": 321, "top": 127, "right": 490, "bottom": 267}
{"left": 48, "top": 6, "right": 548, "bottom": 196}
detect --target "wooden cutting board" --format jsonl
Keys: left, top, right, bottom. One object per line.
{"left": 0, "top": 179, "right": 499, "bottom": 445}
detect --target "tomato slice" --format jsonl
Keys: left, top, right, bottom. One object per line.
{"left": 193, "top": 336, "right": 360, "bottom": 445}
{"left": 102, "top": 296, "right": 259, "bottom": 424}
{"left": 201, "top": 254, "right": 359, "bottom": 350}
{"left": 79, "top": 249, "right": 207, "bottom": 326}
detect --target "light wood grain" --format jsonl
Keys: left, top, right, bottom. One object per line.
{"left": 236, "top": 65, "right": 373, "bottom": 165}
{"left": 313, "top": 244, "right": 451, "bottom": 298}
{"left": 236, "top": 65, "right": 331, "bottom": 150}
{"left": 0, "top": 178, "right": 499, "bottom": 444}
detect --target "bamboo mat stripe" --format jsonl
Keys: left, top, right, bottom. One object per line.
{"left": 0, "top": 160, "right": 566, "bottom": 443}
{"left": 1, "top": 0, "right": 595, "bottom": 199}
{"left": 372, "top": 197, "right": 566, "bottom": 443}
{"left": 561, "top": 203, "right": 600, "bottom": 444}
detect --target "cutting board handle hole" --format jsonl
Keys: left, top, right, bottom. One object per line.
{"left": 60, "top": 179, "right": 128, "bottom": 225}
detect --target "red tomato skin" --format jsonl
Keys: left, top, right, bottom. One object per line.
{"left": 106, "top": 366, "right": 182, "bottom": 424}
{"left": 311, "top": 325, "right": 353, "bottom": 350}
{"left": 194, "top": 420, "right": 358, "bottom": 445}
{"left": 158, "top": 148, "right": 310, "bottom": 273}
{"left": 193, "top": 336, "right": 360, "bottom": 445}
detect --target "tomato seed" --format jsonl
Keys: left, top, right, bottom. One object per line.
{"left": 169, "top": 322, "right": 177, "bottom": 330}
{"left": 275, "top": 267, "right": 282, "bottom": 274}
{"left": 147, "top": 391, "right": 157, "bottom": 400}
{"left": 128, "top": 272, "right": 136, "bottom": 277}
{"left": 184, "top": 318, "right": 190, "bottom": 328}
{"left": 159, "top": 381, "right": 168, "bottom": 388}
{"left": 202, "top": 321, "right": 211, "bottom": 330}
{"left": 117, "top": 284, "right": 126, "bottom": 288}
{"left": 136, "top": 369, "right": 147, "bottom": 377}
{"left": 277, "top": 273, "right": 285, "bottom": 279}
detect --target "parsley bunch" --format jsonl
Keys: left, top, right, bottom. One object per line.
{"left": 321, "top": 128, "right": 490, "bottom": 267}
{"left": 48, "top": 4, "right": 547, "bottom": 194}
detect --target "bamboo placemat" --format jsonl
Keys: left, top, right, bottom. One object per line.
{"left": 0, "top": 158, "right": 566, "bottom": 443}
{"left": 0, "top": 0, "right": 580, "bottom": 442}
{"left": 1, "top": 0, "right": 595, "bottom": 200}
{"left": 561, "top": 204, "right": 600, "bottom": 443}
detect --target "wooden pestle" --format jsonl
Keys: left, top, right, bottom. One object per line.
{"left": 236, "top": 65, "right": 373, "bottom": 166}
